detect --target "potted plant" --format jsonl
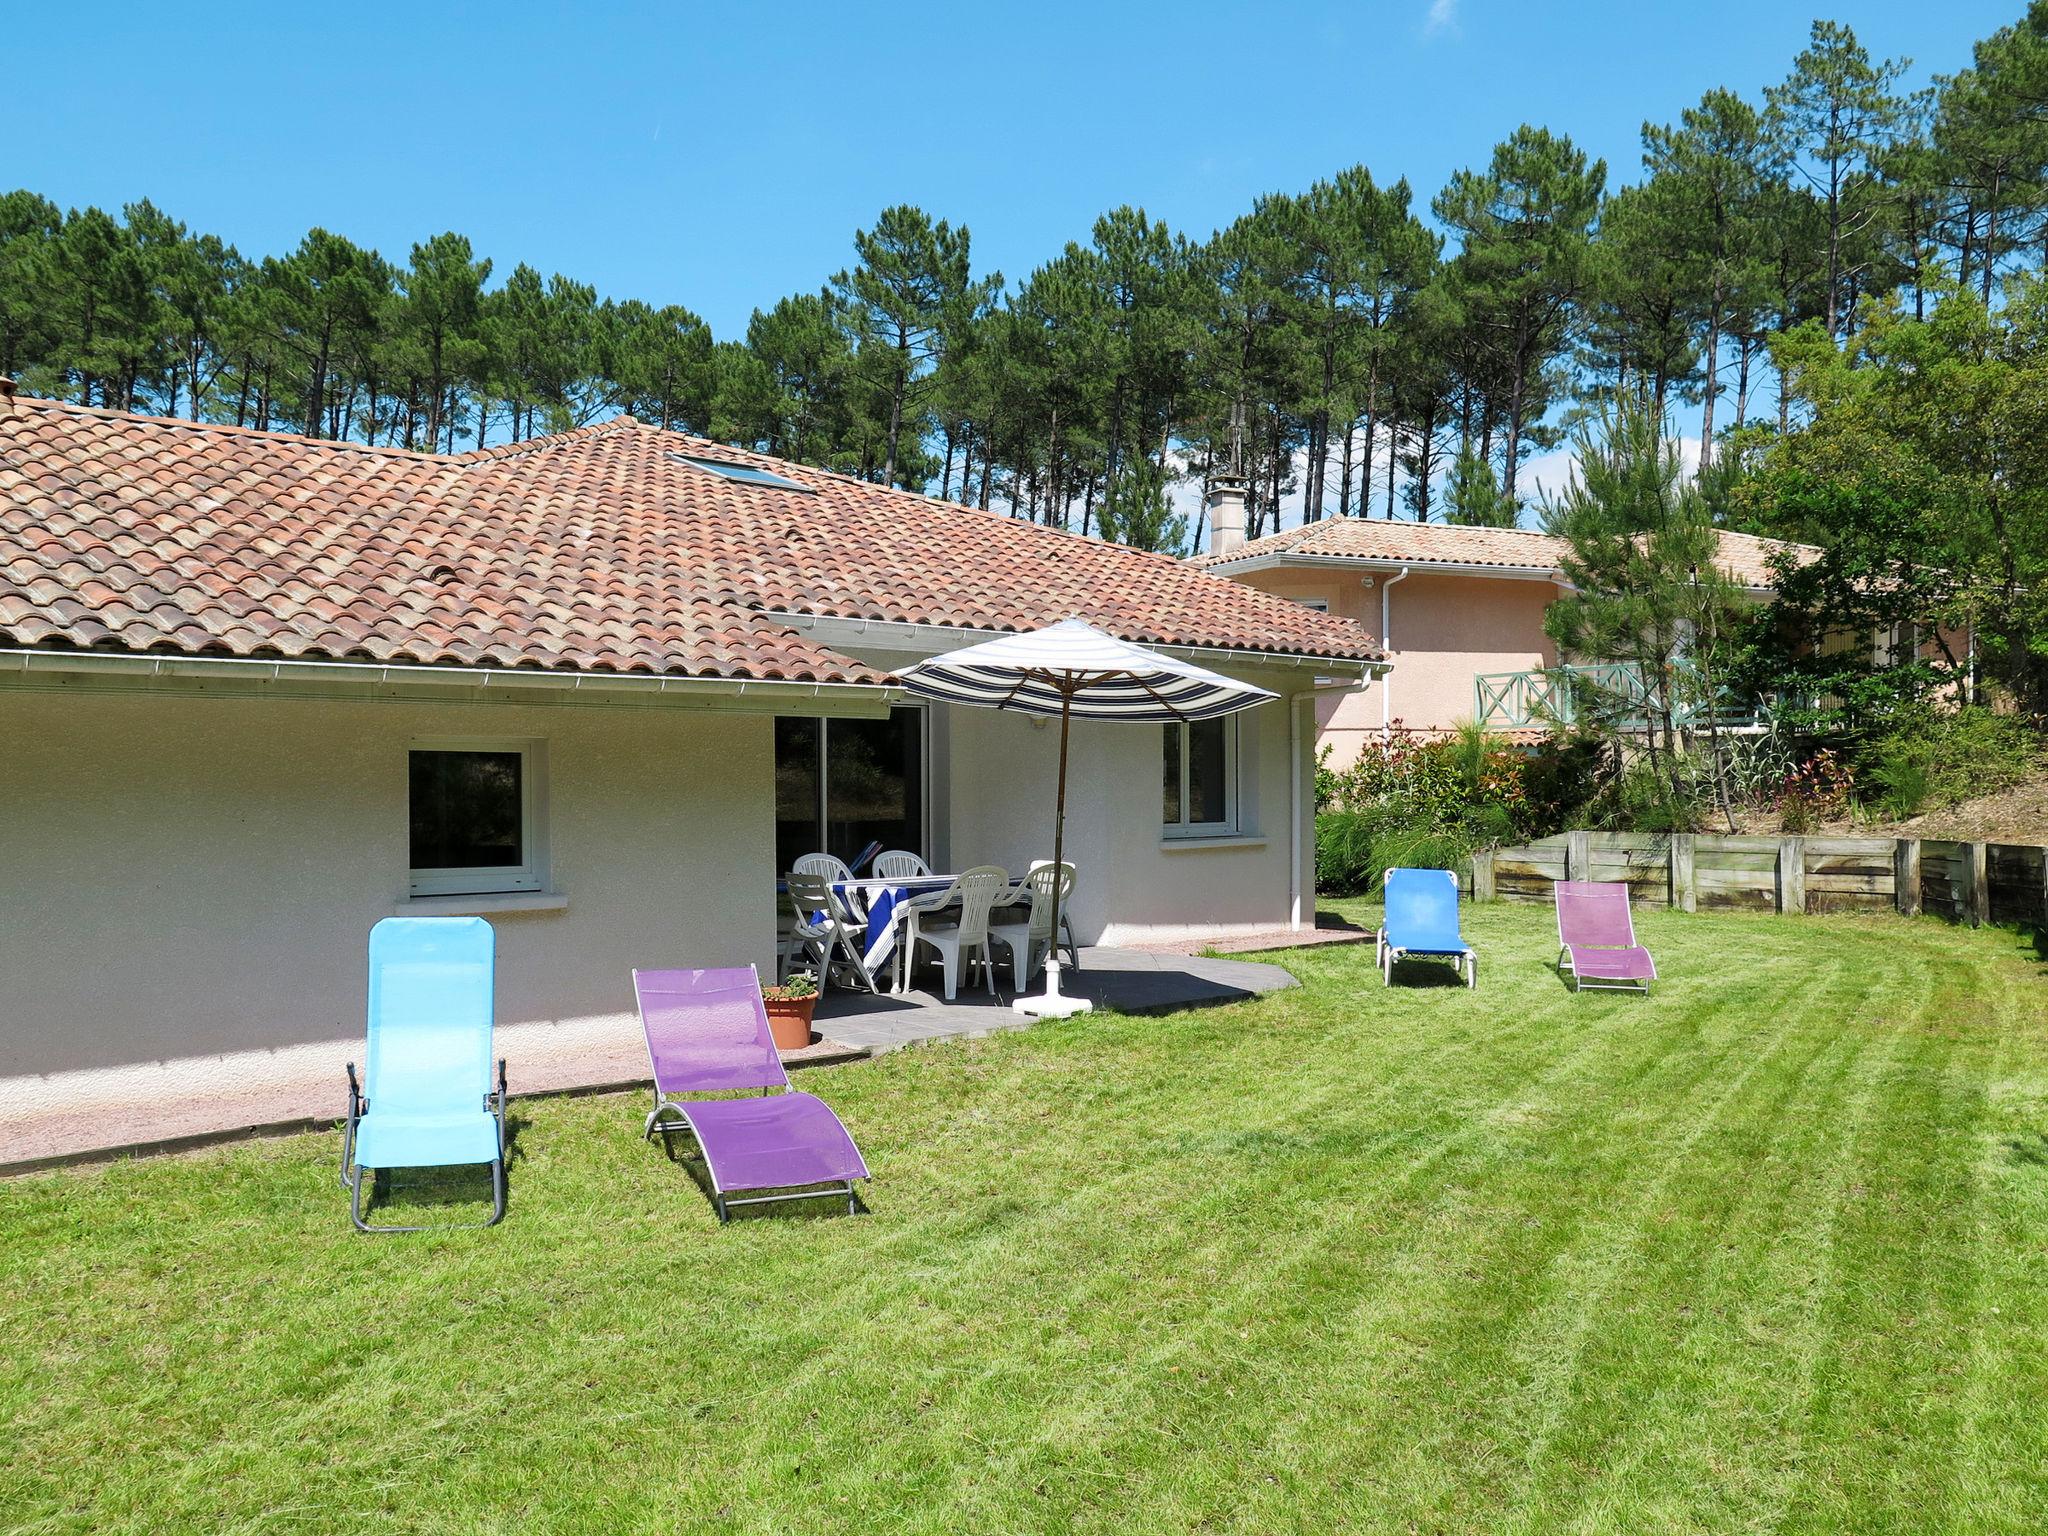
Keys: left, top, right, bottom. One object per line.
{"left": 762, "top": 972, "right": 819, "bottom": 1051}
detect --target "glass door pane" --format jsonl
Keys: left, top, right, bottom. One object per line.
{"left": 774, "top": 716, "right": 821, "bottom": 873}
{"left": 825, "top": 707, "right": 923, "bottom": 868}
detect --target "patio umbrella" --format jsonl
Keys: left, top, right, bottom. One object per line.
{"left": 895, "top": 619, "right": 1277, "bottom": 1018}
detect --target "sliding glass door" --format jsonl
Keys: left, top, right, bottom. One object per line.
{"left": 774, "top": 707, "right": 925, "bottom": 873}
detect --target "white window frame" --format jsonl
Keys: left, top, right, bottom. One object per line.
{"left": 1163, "top": 715, "right": 1239, "bottom": 838}
{"left": 1295, "top": 597, "right": 1330, "bottom": 612}
{"left": 407, "top": 737, "right": 548, "bottom": 897}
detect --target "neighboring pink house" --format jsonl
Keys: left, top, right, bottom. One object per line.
{"left": 1193, "top": 497, "right": 1812, "bottom": 768}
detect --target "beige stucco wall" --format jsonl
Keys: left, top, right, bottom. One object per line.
{"left": 1227, "top": 565, "right": 1558, "bottom": 766}
{"left": 0, "top": 687, "right": 776, "bottom": 1156}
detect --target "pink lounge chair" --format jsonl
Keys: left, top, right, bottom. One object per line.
{"left": 1554, "top": 881, "right": 1657, "bottom": 995}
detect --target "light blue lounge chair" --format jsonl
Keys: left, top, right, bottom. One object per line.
{"left": 341, "top": 916, "right": 508, "bottom": 1232}
{"left": 1378, "top": 868, "right": 1477, "bottom": 988}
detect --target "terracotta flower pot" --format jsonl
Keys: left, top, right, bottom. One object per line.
{"left": 763, "top": 995, "right": 817, "bottom": 1052}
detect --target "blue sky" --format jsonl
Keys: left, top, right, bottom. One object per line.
{"left": 13, "top": 1, "right": 2018, "bottom": 341}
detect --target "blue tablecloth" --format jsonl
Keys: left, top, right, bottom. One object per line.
{"left": 799, "top": 876, "right": 956, "bottom": 978}
{"left": 851, "top": 877, "right": 954, "bottom": 973}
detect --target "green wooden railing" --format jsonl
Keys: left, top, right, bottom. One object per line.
{"left": 1473, "top": 663, "right": 1766, "bottom": 731}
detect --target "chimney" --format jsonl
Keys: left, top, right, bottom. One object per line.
{"left": 1205, "top": 470, "right": 1248, "bottom": 558}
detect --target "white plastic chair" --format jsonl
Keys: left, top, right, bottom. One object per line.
{"left": 793, "top": 852, "right": 865, "bottom": 920}
{"left": 902, "top": 865, "right": 1010, "bottom": 1001}
{"left": 1027, "top": 859, "right": 1080, "bottom": 971}
{"left": 872, "top": 849, "right": 931, "bottom": 881}
{"left": 989, "top": 862, "right": 1074, "bottom": 989}
{"left": 783, "top": 871, "right": 882, "bottom": 994}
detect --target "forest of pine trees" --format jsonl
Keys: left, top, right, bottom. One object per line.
{"left": 2, "top": 10, "right": 2043, "bottom": 554}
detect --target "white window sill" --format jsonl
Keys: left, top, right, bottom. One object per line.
{"left": 1159, "top": 833, "right": 1268, "bottom": 852}
{"left": 396, "top": 891, "right": 569, "bottom": 916}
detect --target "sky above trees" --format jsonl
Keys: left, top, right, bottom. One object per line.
{"left": 9, "top": 1, "right": 2014, "bottom": 347}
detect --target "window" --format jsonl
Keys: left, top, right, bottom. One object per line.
{"left": 1163, "top": 716, "right": 1236, "bottom": 836}
{"left": 1296, "top": 597, "right": 1330, "bottom": 612}
{"left": 408, "top": 740, "right": 545, "bottom": 896}
{"left": 775, "top": 707, "right": 925, "bottom": 872}
{"left": 670, "top": 452, "right": 814, "bottom": 492}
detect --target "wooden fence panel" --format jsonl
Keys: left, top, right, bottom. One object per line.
{"left": 1459, "top": 830, "right": 2044, "bottom": 928}
{"left": 1988, "top": 843, "right": 2048, "bottom": 929}
{"left": 1921, "top": 841, "right": 1965, "bottom": 922}
{"left": 1804, "top": 836, "right": 1896, "bottom": 915}
{"left": 1696, "top": 865, "right": 1777, "bottom": 912}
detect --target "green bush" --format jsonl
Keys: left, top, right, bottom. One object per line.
{"left": 1314, "top": 724, "right": 1535, "bottom": 896}
{"left": 1866, "top": 756, "right": 1931, "bottom": 820}
{"left": 1521, "top": 731, "right": 1608, "bottom": 831}
{"left": 1314, "top": 804, "right": 1505, "bottom": 897}
{"left": 1858, "top": 706, "right": 2040, "bottom": 815}
{"left": 1594, "top": 757, "right": 1712, "bottom": 833}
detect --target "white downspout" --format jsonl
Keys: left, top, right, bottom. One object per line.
{"left": 1379, "top": 566, "right": 1410, "bottom": 739}
{"left": 1289, "top": 692, "right": 1306, "bottom": 929}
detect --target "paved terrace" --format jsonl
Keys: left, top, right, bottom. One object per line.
{"left": 2, "top": 947, "right": 1300, "bottom": 1174}
{"left": 815, "top": 947, "right": 1299, "bottom": 1053}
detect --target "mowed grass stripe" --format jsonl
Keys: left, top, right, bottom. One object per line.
{"left": 1, "top": 901, "right": 2044, "bottom": 1535}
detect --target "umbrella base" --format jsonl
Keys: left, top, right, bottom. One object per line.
{"left": 1013, "top": 992, "right": 1093, "bottom": 1019}
{"left": 1012, "top": 956, "right": 1093, "bottom": 1019}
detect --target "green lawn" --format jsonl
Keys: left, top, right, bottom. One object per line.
{"left": 4, "top": 901, "right": 2047, "bottom": 1535}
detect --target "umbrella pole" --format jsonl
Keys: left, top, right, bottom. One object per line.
{"left": 1016, "top": 684, "right": 1091, "bottom": 1017}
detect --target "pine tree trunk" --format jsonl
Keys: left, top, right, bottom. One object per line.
{"left": 1336, "top": 425, "right": 1355, "bottom": 518}
{"left": 1502, "top": 371, "right": 1525, "bottom": 502}
{"left": 1699, "top": 285, "right": 1722, "bottom": 470}
{"left": 1983, "top": 175, "right": 2002, "bottom": 305}
{"left": 1384, "top": 412, "right": 1400, "bottom": 518}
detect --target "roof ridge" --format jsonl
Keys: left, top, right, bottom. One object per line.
{"left": 451, "top": 416, "right": 643, "bottom": 463}
{"left": 0, "top": 393, "right": 449, "bottom": 459}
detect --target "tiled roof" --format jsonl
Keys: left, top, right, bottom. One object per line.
{"left": 1194, "top": 516, "right": 1815, "bottom": 590}
{"left": 0, "top": 396, "right": 1385, "bottom": 683}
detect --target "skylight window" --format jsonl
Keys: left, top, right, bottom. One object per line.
{"left": 670, "top": 453, "right": 813, "bottom": 492}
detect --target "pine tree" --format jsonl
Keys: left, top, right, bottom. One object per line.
{"left": 1433, "top": 127, "right": 1606, "bottom": 504}
{"left": 1767, "top": 21, "right": 1911, "bottom": 339}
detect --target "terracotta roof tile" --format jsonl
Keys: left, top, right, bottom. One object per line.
{"left": 0, "top": 397, "right": 1383, "bottom": 682}
{"left": 1194, "top": 514, "right": 1816, "bottom": 589}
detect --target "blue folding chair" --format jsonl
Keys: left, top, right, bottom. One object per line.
{"left": 341, "top": 916, "right": 508, "bottom": 1232}
{"left": 1378, "top": 868, "right": 1477, "bottom": 988}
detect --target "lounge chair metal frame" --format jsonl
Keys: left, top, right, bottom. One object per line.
{"left": 1554, "top": 880, "right": 1657, "bottom": 995}
{"left": 341, "top": 1057, "right": 509, "bottom": 1232}
{"left": 635, "top": 965, "right": 869, "bottom": 1223}
{"left": 1378, "top": 867, "right": 1478, "bottom": 989}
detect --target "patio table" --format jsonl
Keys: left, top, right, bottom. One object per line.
{"left": 837, "top": 875, "right": 955, "bottom": 988}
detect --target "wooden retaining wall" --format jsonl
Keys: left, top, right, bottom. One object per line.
{"left": 1467, "top": 831, "right": 2048, "bottom": 929}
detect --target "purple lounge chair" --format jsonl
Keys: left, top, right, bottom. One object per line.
{"left": 1554, "top": 881, "right": 1657, "bottom": 994}
{"left": 631, "top": 966, "right": 869, "bottom": 1221}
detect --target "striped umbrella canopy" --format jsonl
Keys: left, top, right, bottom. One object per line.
{"left": 895, "top": 620, "right": 1277, "bottom": 1018}
{"left": 893, "top": 618, "right": 1277, "bottom": 722}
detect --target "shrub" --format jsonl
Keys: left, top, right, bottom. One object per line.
{"left": 1521, "top": 731, "right": 1608, "bottom": 832}
{"left": 1596, "top": 757, "right": 1711, "bottom": 833}
{"left": 1315, "top": 810, "right": 1381, "bottom": 895}
{"left": 1314, "top": 724, "right": 1536, "bottom": 895}
{"left": 1866, "top": 755, "right": 1931, "bottom": 820}
{"left": 1857, "top": 706, "right": 2040, "bottom": 814}
{"left": 1776, "top": 748, "right": 1854, "bottom": 833}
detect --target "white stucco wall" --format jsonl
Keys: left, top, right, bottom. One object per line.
{"left": 920, "top": 666, "right": 1314, "bottom": 948}
{"left": 0, "top": 654, "right": 1318, "bottom": 1162}
{"left": 0, "top": 687, "right": 776, "bottom": 1159}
